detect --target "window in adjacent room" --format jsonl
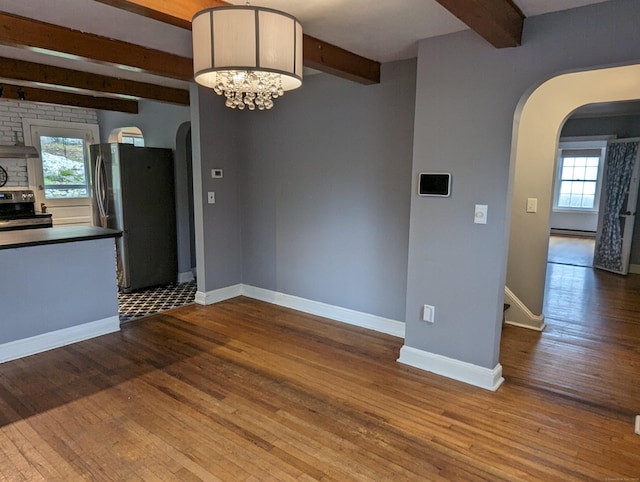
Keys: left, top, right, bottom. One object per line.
{"left": 109, "top": 127, "right": 144, "bottom": 147}
{"left": 553, "top": 141, "right": 607, "bottom": 212}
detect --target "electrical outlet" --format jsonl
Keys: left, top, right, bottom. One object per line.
{"left": 422, "top": 304, "right": 435, "bottom": 323}
{"left": 207, "top": 192, "right": 215, "bottom": 204}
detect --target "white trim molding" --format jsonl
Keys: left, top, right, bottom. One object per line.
{"left": 193, "top": 283, "right": 405, "bottom": 338}
{"left": 629, "top": 264, "right": 640, "bottom": 275}
{"left": 243, "top": 285, "right": 405, "bottom": 338}
{"left": 195, "top": 284, "right": 243, "bottom": 305}
{"left": 177, "top": 270, "right": 196, "bottom": 284}
{"left": 0, "top": 316, "right": 120, "bottom": 364}
{"left": 503, "top": 286, "right": 546, "bottom": 331}
{"left": 397, "top": 345, "right": 504, "bottom": 391}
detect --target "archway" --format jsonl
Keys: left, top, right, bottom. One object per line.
{"left": 505, "top": 64, "right": 640, "bottom": 327}
{"left": 107, "top": 126, "right": 144, "bottom": 146}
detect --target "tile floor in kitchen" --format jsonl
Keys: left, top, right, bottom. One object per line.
{"left": 118, "top": 280, "right": 197, "bottom": 322}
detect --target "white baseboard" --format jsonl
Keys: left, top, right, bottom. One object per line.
{"left": 177, "top": 270, "right": 195, "bottom": 283}
{"left": 243, "top": 285, "right": 406, "bottom": 338}
{"left": 629, "top": 264, "right": 640, "bottom": 275}
{"left": 397, "top": 345, "right": 504, "bottom": 391}
{"left": 194, "top": 284, "right": 243, "bottom": 305}
{"left": 0, "top": 316, "right": 120, "bottom": 364}
{"left": 194, "top": 283, "right": 405, "bottom": 338}
{"left": 503, "top": 286, "right": 546, "bottom": 331}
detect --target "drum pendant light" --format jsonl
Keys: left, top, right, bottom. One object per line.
{"left": 192, "top": 4, "right": 303, "bottom": 111}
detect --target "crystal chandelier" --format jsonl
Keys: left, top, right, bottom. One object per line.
{"left": 192, "top": 4, "right": 303, "bottom": 111}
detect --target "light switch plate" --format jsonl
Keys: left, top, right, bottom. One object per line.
{"left": 474, "top": 204, "right": 488, "bottom": 224}
{"left": 526, "top": 198, "right": 538, "bottom": 213}
{"left": 207, "top": 192, "right": 215, "bottom": 204}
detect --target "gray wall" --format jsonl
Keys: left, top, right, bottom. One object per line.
{"left": 549, "top": 211, "right": 598, "bottom": 232}
{"left": 97, "top": 100, "right": 190, "bottom": 148}
{"left": 0, "top": 239, "right": 118, "bottom": 344}
{"left": 240, "top": 60, "right": 416, "bottom": 320}
{"left": 405, "top": 0, "right": 640, "bottom": 368}
{"left": 191, "top": 86, "right": 244, "bottom": 292}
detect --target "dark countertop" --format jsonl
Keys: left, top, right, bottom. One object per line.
{"left": 0, "top": 226, "right": 121, "bottom": 250}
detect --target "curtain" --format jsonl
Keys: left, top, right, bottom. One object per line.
{"left": 593, "top": 141, "right": 639, "bottom": 272}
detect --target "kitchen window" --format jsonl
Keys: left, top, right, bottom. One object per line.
{"left": 23, "top": 119, "right": 100, "bottom": 226}
{"left": 39, "top": 135, "right": 89, "bottom": 199}
{"left": 553, "top": 141, "right": 606, "bottom": 213}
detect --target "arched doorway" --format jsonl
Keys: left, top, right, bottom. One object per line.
{"left": 506, "top": 64, "right": 640, "bottom": 328}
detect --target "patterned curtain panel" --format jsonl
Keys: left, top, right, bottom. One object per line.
{"left": 593, "top": 141, "right": 639, "bottom": 272}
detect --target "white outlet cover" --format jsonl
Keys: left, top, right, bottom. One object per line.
{"left": 207, "top": 192, "right": 215, "bottom": 204}
{"left": 423, "top": 304, "right": 435, "bottom": 323}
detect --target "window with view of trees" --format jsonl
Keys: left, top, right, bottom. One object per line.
{"left": 39, "top": 136, "right": 89, "bottom": 199}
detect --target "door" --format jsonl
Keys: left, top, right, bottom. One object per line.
{"left": 594, "top": 139, "right": 640, "bottom": 275}
{"left": 23, "top": 119, "right": 100, "bottom": 226}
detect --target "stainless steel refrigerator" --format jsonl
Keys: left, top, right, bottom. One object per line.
{"left": 90, "top": 143, "right": 177, "bottom": 292}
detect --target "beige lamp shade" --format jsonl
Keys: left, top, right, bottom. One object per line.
{"left": 193, "top": 6, "right": 303, "bottom": 94}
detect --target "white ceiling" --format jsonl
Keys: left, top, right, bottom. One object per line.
{"left": 0, "top": 0, "right": 615, "bottom": 93}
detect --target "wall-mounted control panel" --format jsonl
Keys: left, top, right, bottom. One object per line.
{"left": 212, "top": 168, "right": 223, "bottom": 179}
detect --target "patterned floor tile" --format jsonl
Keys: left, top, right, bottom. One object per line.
{"left": 118, "top": 280, "right": 196, "bottom": 322}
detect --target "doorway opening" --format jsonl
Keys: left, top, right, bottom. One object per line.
{"left": 503, "top": 64, "right": 640, "bottom": 421}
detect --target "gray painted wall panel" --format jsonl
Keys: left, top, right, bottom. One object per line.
{"left": 193, "top": 87, "right": 244, "bottom": 292}
{"left": 0, "top": 238, "right": 118, "bottom": 343}
{"left": 406, "top": 0, "right": 640, "bottom": 368}
{"left": 241, "top": 60, "right": 416, "bottom": 320}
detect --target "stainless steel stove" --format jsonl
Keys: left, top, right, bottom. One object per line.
{"left": 0, "top": 190, "right": 53, "bottom": 231}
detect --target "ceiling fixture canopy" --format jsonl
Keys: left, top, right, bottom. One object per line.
{"left": 192, "top": 4, "right": 303, "bottom": 111}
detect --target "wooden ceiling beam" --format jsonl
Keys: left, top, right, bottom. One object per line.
{"left": 0, "top": 57, "right": 189, "bottom": 105}
{"left": 0, "top": 83, "right": 138, "bottom": 113}
{"left": 303, "top": 35, "right": 380, "bottom": 86}
{"left": 434, "top": 0, "right": 525, "bottom": 48}
{"left": 0, "top": 12, "right": 192, "bottom": 81}
{"left": 93, "top": 0, "right": 381, "bottom": 84}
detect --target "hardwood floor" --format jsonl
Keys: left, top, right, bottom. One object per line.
{"left": 0, "top": 292, "right": 639, "bottom": 480}
{"left": 547, "top": 235, "right": 595, "bottom": 267}
{"left": 501, "top": 262, "right": 640, "bottom": 421}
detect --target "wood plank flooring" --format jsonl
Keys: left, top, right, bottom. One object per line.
{"left": 0, "top": 289, "right": 639, "bottom": 480}
{"left": 501, "top": 262, "right": 640, "bottom": 421}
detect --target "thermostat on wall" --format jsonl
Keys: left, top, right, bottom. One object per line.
{"left": 418, "top": 172, "right": 451, "bottom": 197}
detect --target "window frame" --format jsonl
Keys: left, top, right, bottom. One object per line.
{"left": 552, "top": 139, "right": 608, "bottom": 214}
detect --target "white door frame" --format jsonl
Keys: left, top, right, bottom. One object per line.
{"left": 23, "top": 118, "right": 99, "bottom": 226}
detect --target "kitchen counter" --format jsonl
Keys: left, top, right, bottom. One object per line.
{"left": 0, "top": 226, "right": 121, "bottom": 363}
{"left": 0, "top": 225, "right": 121, "bottom": 250}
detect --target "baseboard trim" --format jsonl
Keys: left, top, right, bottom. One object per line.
{"left": 550, "top": 228, "right": 596, "bottom": 238}
{"left": 629, "top": 264, "right": 640, "bottom": 275}
{"left": 503, "top": 286, "right": 546, "bottom": 331}
{"left": 0, "top": 316, "right": 120, "bottom": 364}
{"left": 177, "top": 271, "right": 195, "bottom": 283}
{"left": 242, "top": 285, "right": 405, "bottom": 338}
{"left": 194, "top": 284, "right": 243, "bottom": 305}
{"left": 397, "top": 345, "right": 504, "bottom": 391}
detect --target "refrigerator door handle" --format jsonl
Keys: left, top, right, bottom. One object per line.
{"left": 94, "top": 153, "right": 109, "bottom": 228}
